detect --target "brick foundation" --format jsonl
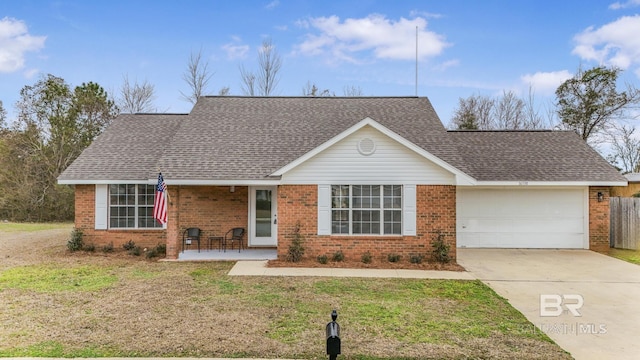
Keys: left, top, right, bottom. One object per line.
{"left": 277, "top": 185, "right": 457, "bottom": 262}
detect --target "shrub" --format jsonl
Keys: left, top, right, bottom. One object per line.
{"left": 361, "top": 251, "right": 372, "bottom": 264}
{"left": 332, "top": 251, "right": 344, "bottom": 262}
{"left": 154, "top": 243, "right": 166, "bottom": 256}
{"left": 317, "top": 255, "right": 328, "bottom": 264}
{"left": 387, "top": 253, "right": 401, "bottom": 263}
{"left": 67, "top": 228, "right": 84, "bottom": 252}
{"left": 432, "top": 232, "right": 451, "bottom": 263}
{"left": 146, "top": 248, "right": 158, "bottom": 259}
{"left": 83, "top": 243, "right": 96, "bottom": 252}
{"left": 128, "top": 246, "right": 142, "bottom": 256}
{"left": 286, "top": 221, "right": 305, "bottom": 262}
{"left": 122, "top": 240, "right": 136, "bottom": 251}
{"left": 102, "top": 242, "right": 114, "bottom": 253}
{"left": 145, "top": 243, "right": 166, "bottom": 259}
{"left": 410, "top": 254, "right": 424, "bottom": 264}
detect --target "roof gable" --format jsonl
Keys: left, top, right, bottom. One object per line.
{"left": 155, "top": 96, "right": 464, "bottom": 181}
{"left": 274, "top": 117, "right": 473, "bottom": 184}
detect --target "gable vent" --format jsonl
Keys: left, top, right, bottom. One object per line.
{"left": 357, "top": 137, "right": 376, "bottom": 156}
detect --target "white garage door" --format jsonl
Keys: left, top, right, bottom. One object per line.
{"left": 457, "top": 188, "right": 587, "bottom": 249}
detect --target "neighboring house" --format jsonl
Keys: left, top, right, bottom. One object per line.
{"left": 58, "top": 97, "right": 626, "bottom": 260}
{"left": 611, "top": 173, "right": 640, "bottom": 197}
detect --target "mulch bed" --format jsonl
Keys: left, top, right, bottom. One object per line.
{"left": 267, "top": 258, "right": 466, "bottom": 271}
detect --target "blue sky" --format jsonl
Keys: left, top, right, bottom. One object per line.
{"left": 2, "top": 0, "right": 640, "bottom": 125}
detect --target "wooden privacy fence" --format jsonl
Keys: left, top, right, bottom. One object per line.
{"left": 610, "top": 197, "right": 640, "bottom": 250}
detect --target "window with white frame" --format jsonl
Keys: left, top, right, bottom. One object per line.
{"left": 331, "top": 185, "right": 402, "bottom": 235}
{"left": 109, "top": 184, "right": 163, "bottom": 229}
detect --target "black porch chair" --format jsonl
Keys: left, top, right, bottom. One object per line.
{"left": 225, "top": 227, "right": 245, "bottom": 253}
{"left": 182, "top": 227, "right": 202, "bottom": 253}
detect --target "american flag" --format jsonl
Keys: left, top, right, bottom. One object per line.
{"left": 153, "top": 173, "right": 167, "bottom": 225}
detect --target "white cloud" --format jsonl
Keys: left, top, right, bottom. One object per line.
{"left": 432, "top": 59, "right": 459, "bottom": 72}
{"left": 409, "top": 10, "right": 443, "bottom": 19}
{"left": 520, "top": 70, "right": 573, "bottom": 95}
{"left": 23, "top": 68, "right": 39, "bottom": 78}
{"left": 222, "top": 39, "right": 249, "bottom": 60}
{"left": 0, "top": 17, "right": 46, "bottom": 73}
{"left": 294, "top": 14, "right": 450, "bottom": 63}
{"left": 609, "top": 0, "right": 640, "bottom": 10}
{"left": 265, "top": 0, "right": 279, "bottom": 10}
{"left": 572, "top": 15, "right": 640, "bottom": 72}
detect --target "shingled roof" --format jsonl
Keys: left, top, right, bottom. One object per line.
{"left": 58, "top": 114, "right": 186, "bottom": 181}
{"left": 156, "top": 96, "right": 469, "bottom": 180}
{"left": 449, "top": 130, "right": 626, "bottom": 182}
{"left": 58, "top": 96, "right": 625, "bottom": 184}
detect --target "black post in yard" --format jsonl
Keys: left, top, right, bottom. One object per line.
{"left": 326, "top": 309, "right": 341, "bottom": 360}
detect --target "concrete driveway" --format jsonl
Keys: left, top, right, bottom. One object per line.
{"left": 457, "top": 249, "right": 640, "bottom": 360}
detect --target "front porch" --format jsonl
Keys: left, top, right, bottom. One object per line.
{"left": 166, "top": 185, "right": 279, "bottom": 259}
{"left": 177, "top": 248, "right": 278, "bottom": 261}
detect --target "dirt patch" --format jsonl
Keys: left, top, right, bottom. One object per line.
{"left": 0, "top": 226, "right": 73, "bottom": 268}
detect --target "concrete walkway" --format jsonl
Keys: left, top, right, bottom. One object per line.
{"left": 229, "top": 260, "right": 475, "bottom": 279}
{"left": 457, "top": 249, "right": 640, "bottom": 360}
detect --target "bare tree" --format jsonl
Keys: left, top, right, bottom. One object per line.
{"left": 523, "top": 86, "right": 552, "bottom": 130}
{"left": 218, "top": 86, "right": 231, "bottom": 96}
{"left": 607, "top": 124, "right": 640, "bottom": 173}
{"left": 451, "top": 91, "right": 551, "bottom": 130}
{"left": 302, "top": 81, "right": 333, "bottom": 97}
{"left": 239, "top": 65, "right": 256, "bottom": 96}
{"left": 343, "top": 85, "right": 363, "bottom": 97}
{"left": 118, "top": 75, "right": 156, "bottom": 113}
{"left": 240, "top": 38, "right": 282, "bottom": 96}
{"left": 180, "top": 49, "right": 213, "bottom": 104}
{"left": 494, "top": 91, "right": 525, "bottom": 129}
{"left": 450, "top": 95, "right": 494, "bottom": 130}
{"left": 476, "top": 95, "right": 495, "bottom": 129}
{"left": 0, "top": 100, "right": 6, "bottom": 129}
{"left": 257, "top": 38, "right": 282, "bottom": 96}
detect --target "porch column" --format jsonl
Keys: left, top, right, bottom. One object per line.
{"left": 166, "top": 185, "right": 180, "bottom": 259}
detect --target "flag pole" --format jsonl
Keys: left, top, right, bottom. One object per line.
{"left": 415, "top": 25, "right": 418, "bottom": 97}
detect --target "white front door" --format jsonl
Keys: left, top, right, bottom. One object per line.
{"left": 249, "top": 186, "right": 278, "bottom": 246}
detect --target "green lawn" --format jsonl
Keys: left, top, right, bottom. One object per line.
{"left": 0, "top": 225, "right": 571, "bottom": 359}
{"left": 0, "top": 222, "right": 72, "bottom": 232}
{"left": 609, "top": 248, "right": 640, "bottom": 265}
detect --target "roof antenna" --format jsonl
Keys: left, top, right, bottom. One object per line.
{"left": 415, "top": 25, "right": 418, "bottom": 97}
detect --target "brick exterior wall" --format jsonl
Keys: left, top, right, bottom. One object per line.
{"left": 74, "top": 184, "right": 612, "bottom": 259}
{"left": 74, "top": 185, "right": 249, "bottom": 259}
{"left": 165, "top": 186, "right": 248, "bottom": 259}
{"left": 589, "top": 186, "right": 610, "bottom": 253}
{"left": 277, "top": 185, "right": 457, "bottom": 262}
{"left": 74, "top": 185, "right": 166, "bottom": 249}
